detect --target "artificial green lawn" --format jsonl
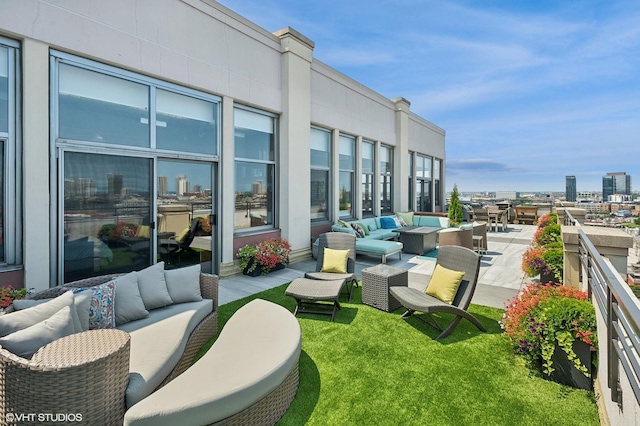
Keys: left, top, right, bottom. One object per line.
{"left": 198, "top": 284, "right": 599, "bottom": 425}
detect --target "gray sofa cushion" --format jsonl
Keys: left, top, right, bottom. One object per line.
{"left": 123, "top": 299, "right": 300, "bottom": 426}
{"left": 114, "top": 272, "right": 149, "bottom": 326}
{"left": 136, "top": 262, "right": 173, "bottom": 310}
{"left": 117, "top": 299, "right": 213, "bottom": 408}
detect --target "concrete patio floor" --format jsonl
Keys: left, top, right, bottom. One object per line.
{"left": 218, "top": 223, "right": 539, "bottom": 310}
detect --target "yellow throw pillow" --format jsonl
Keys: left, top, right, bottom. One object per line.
{"left": 396, "top": 211, "right": 414, "bottom": 226}
{"left": 425, "top": 264, "right": 465, "bottom": 304}
{"left": 136, "top": 225, "right": 150, "bottom": 239}
{"left": 321, "top": 248, "right": 349, "bottom": 274}
{"left": 176, "top": 227, "right": 190, "bottom": 243}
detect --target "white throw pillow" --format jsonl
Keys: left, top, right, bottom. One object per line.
{"left": 0, "top": 306, "right": 76, "bottom": 359}
{"left": 0, "top": 291, "right": 75, "bottom": 337}
{"left": 164, "top": 265, "right": 203, "bottom": 304}
{"left": 13, "top": 290, "right": 93, "bottom": 332}
{"left": 114, "top": 272, "right": 149, "bottom": 325}
{"left": 136, "top": 262, "right": 173, "bottom": 310}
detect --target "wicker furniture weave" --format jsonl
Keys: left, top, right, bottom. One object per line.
{"left": 390, "top": 245, "right": 486, "bottom": 340}
{"left": 0, "top": 271, "right": 219, "bottom": 423}
{"left": 361, "top": 264, "right": 408, "bottom": 312}
{"left": 438, "top": 227, "right": 473, "bottom": 251}
{"left": 285, "top": 277, "right": 345, "bottom": 321}
{"left": 0, "top": 329, "right": 130, "bottom": 426}
{"left": 212, "top": 365, "right": 299, "bottom": 425}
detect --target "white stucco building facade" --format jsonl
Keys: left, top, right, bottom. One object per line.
{"left": 0, "top": 0, "right": 445, "bottom": 290}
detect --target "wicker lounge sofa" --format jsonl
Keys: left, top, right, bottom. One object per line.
{"left": 123, "top": 299, "right": 301, "bottom": 425}
{"left": 0, "top": 263, "right": 218, "bottom": 425}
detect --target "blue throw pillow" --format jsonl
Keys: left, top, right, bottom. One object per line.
{"left": 380, "top": 217, "right": 398, "bottom": 229}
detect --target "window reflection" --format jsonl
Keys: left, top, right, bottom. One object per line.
{"left": 63, "top": 153, "right": 151, "bottom": 282}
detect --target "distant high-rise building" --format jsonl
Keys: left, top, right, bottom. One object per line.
{"left": 602, "top": 172, "right": 632, "bottom": 201}
{"left": 107, "top": 173, "right": 123, "bottom": 198}
{"left": 176, "top": 174, "right": 189, "bottom": 196}
{"left": 565, "top": 176, "right": 576, "bottom": 202}
{"left": 158, "top": 176, "right": 168, "bottom": 196}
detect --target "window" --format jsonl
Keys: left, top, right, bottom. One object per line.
{"left": 234, "top": 107, "right": 276, "bottom": 230}
{"left": 53, "top": 53, "right": 220, "bottom": 281}
{"left": 310, "top": 127, "right": 331, "bottom": 221}
{"left": 362, "top": 141, "right": 375, "bottom": 217}
{"left": 338, "top": 134, "right": 355, "bottom": 218}
{"left": 416, "top": 155, "right": 432, "bottom": 212}
{"left": 408, "top": 152, "right": 414, "bottom": 211}
{"left": 434, "top": 159, "right": 441, "bottom": 209}
{"left": 58, "top": 63, "right": 150, "bottom": 147}
{"left": 0, "top": 39, "right": 19, "bottom": 266}
{"left": 380, "top": 145, "right": 393, "bottom": 215}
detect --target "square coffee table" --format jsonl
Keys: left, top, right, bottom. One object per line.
{"left": 395, "top": 226, "right": 440, "bottom": 255}
{"left": 361, "top": 264, "right": 408, "bottom": 312}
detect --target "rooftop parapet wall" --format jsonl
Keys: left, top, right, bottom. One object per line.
{"left": 562, "top": 226, "right": 633, "bottom": 289}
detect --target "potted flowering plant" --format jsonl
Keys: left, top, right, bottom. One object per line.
{"left": 0, "top": 286, "right": 31, "bottom": 310}
{"left": 500, "top": 283, "right": 597, "bottom": 390}
{"left": 237, "top": 238, "right": 291, "bottom": 276}
{"left": 521, "top": 213, "right": 563, "bottom": 284}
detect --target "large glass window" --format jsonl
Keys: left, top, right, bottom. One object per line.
{"left": 362, "top": 141, "right": 375, "bottom": 217}
{"left": 416, "top": 155, "right": 432, "bottom": 212}
{"left": 380, "top": 145, "right": 393, "bottom": 215}
{"left": 0, "top": 46, "right": 9, "bottom": 133}
{"left": 434, "top": 159, "right": 442, "bottom": 209}
{"left": 58, "top": 63, "right": 150, "bottom": 147}
{"left": 63, "top": 153, "right": 152, "bottom": 282}
{"left": 310, "top": 127, "right": 330, "bottom": 221}
{"left": 54, "top": 53, "right": 220, "bottom": 281}
{"left": 339, "top": 134, "right": 355, "bottom": 218}
{"left": 0, "top": 39, "right": 19, "bottom": 267}
{"left": 156, "top": 89, "right": 218, "bottom": 155}
{"left": 234, "top": 108, "right": 276, "bottom": 230}
{"left": 408, "top": 152, "right": 414, "bottom": 211}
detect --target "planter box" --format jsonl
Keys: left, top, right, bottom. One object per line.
{"left": 539, "top": 271, "right": 561, "bottom": 285}
{"left": 242, "top": 258, "right": 285, "bottom": 277}
{"left": 542, "top": 340, "right": 595, "bottom": 391}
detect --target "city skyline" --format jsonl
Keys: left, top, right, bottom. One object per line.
{"left": 218, "top": 0, "right": 640, "bottom": 192}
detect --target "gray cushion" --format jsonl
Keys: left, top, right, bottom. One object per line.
{"left": 114, "top": 272, "right": 149, "bottom": 326}
{"left": 0, "top": 306, "right": 76, "bottom": 359}
{"left": 117, "top": 299, "right": 213, "bottom": 408}
{"left": 137, "top": 262, "right": 173, "bottom": 310}
{"left": 0, "top": 291, "right": 75, "bottom": 337}
{"left": 164, "top": 265, "right": 203, "bottom": 304}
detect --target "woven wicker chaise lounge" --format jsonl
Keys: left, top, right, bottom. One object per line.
{"left": 0, "top": 262, "right": 219, "bottom": 425}
{"left": 390, "top": 245, "right": 487, "bottom": 340}
{"left": 124, "top": 299, "right": 301, "bottom": 425}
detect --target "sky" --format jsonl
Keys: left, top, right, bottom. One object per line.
{"left": 217, "top": 0, "right": 639, "bottom": 193}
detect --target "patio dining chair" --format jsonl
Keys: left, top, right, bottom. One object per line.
{"left": 390, "top": 245, "right": 486, "bottom": 340}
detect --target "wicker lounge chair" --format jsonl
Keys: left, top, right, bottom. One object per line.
{"left": 285, "top": 233, "right": 358, "bottom": 321}
{"left": 305, "top": 232, "right": 358, "bottom": 301}
{"left": 390, "top": 245, "right": 486, "bottom": 340}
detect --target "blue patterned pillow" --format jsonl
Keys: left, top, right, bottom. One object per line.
{"left": 87, "top": 281, "right": 116, "bottom": 329}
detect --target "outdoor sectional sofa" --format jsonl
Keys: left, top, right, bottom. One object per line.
{"left": 0, "top": 262, "right": 219, "bottom": 424}
{"left": 329, "top": 213, "right": 450, "bottom": 262}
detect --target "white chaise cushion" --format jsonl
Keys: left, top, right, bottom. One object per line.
{"left": 0, "top": 306, "right": 76, "bottom": 358}
{"left": 123, "top": 299, "right": 301, "bottom": 426}
{"left": 0, "top": 291, "right": 75, "bottom": 337}
{"left": 117, "top": 299, "right": 213, "bottom": 408}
